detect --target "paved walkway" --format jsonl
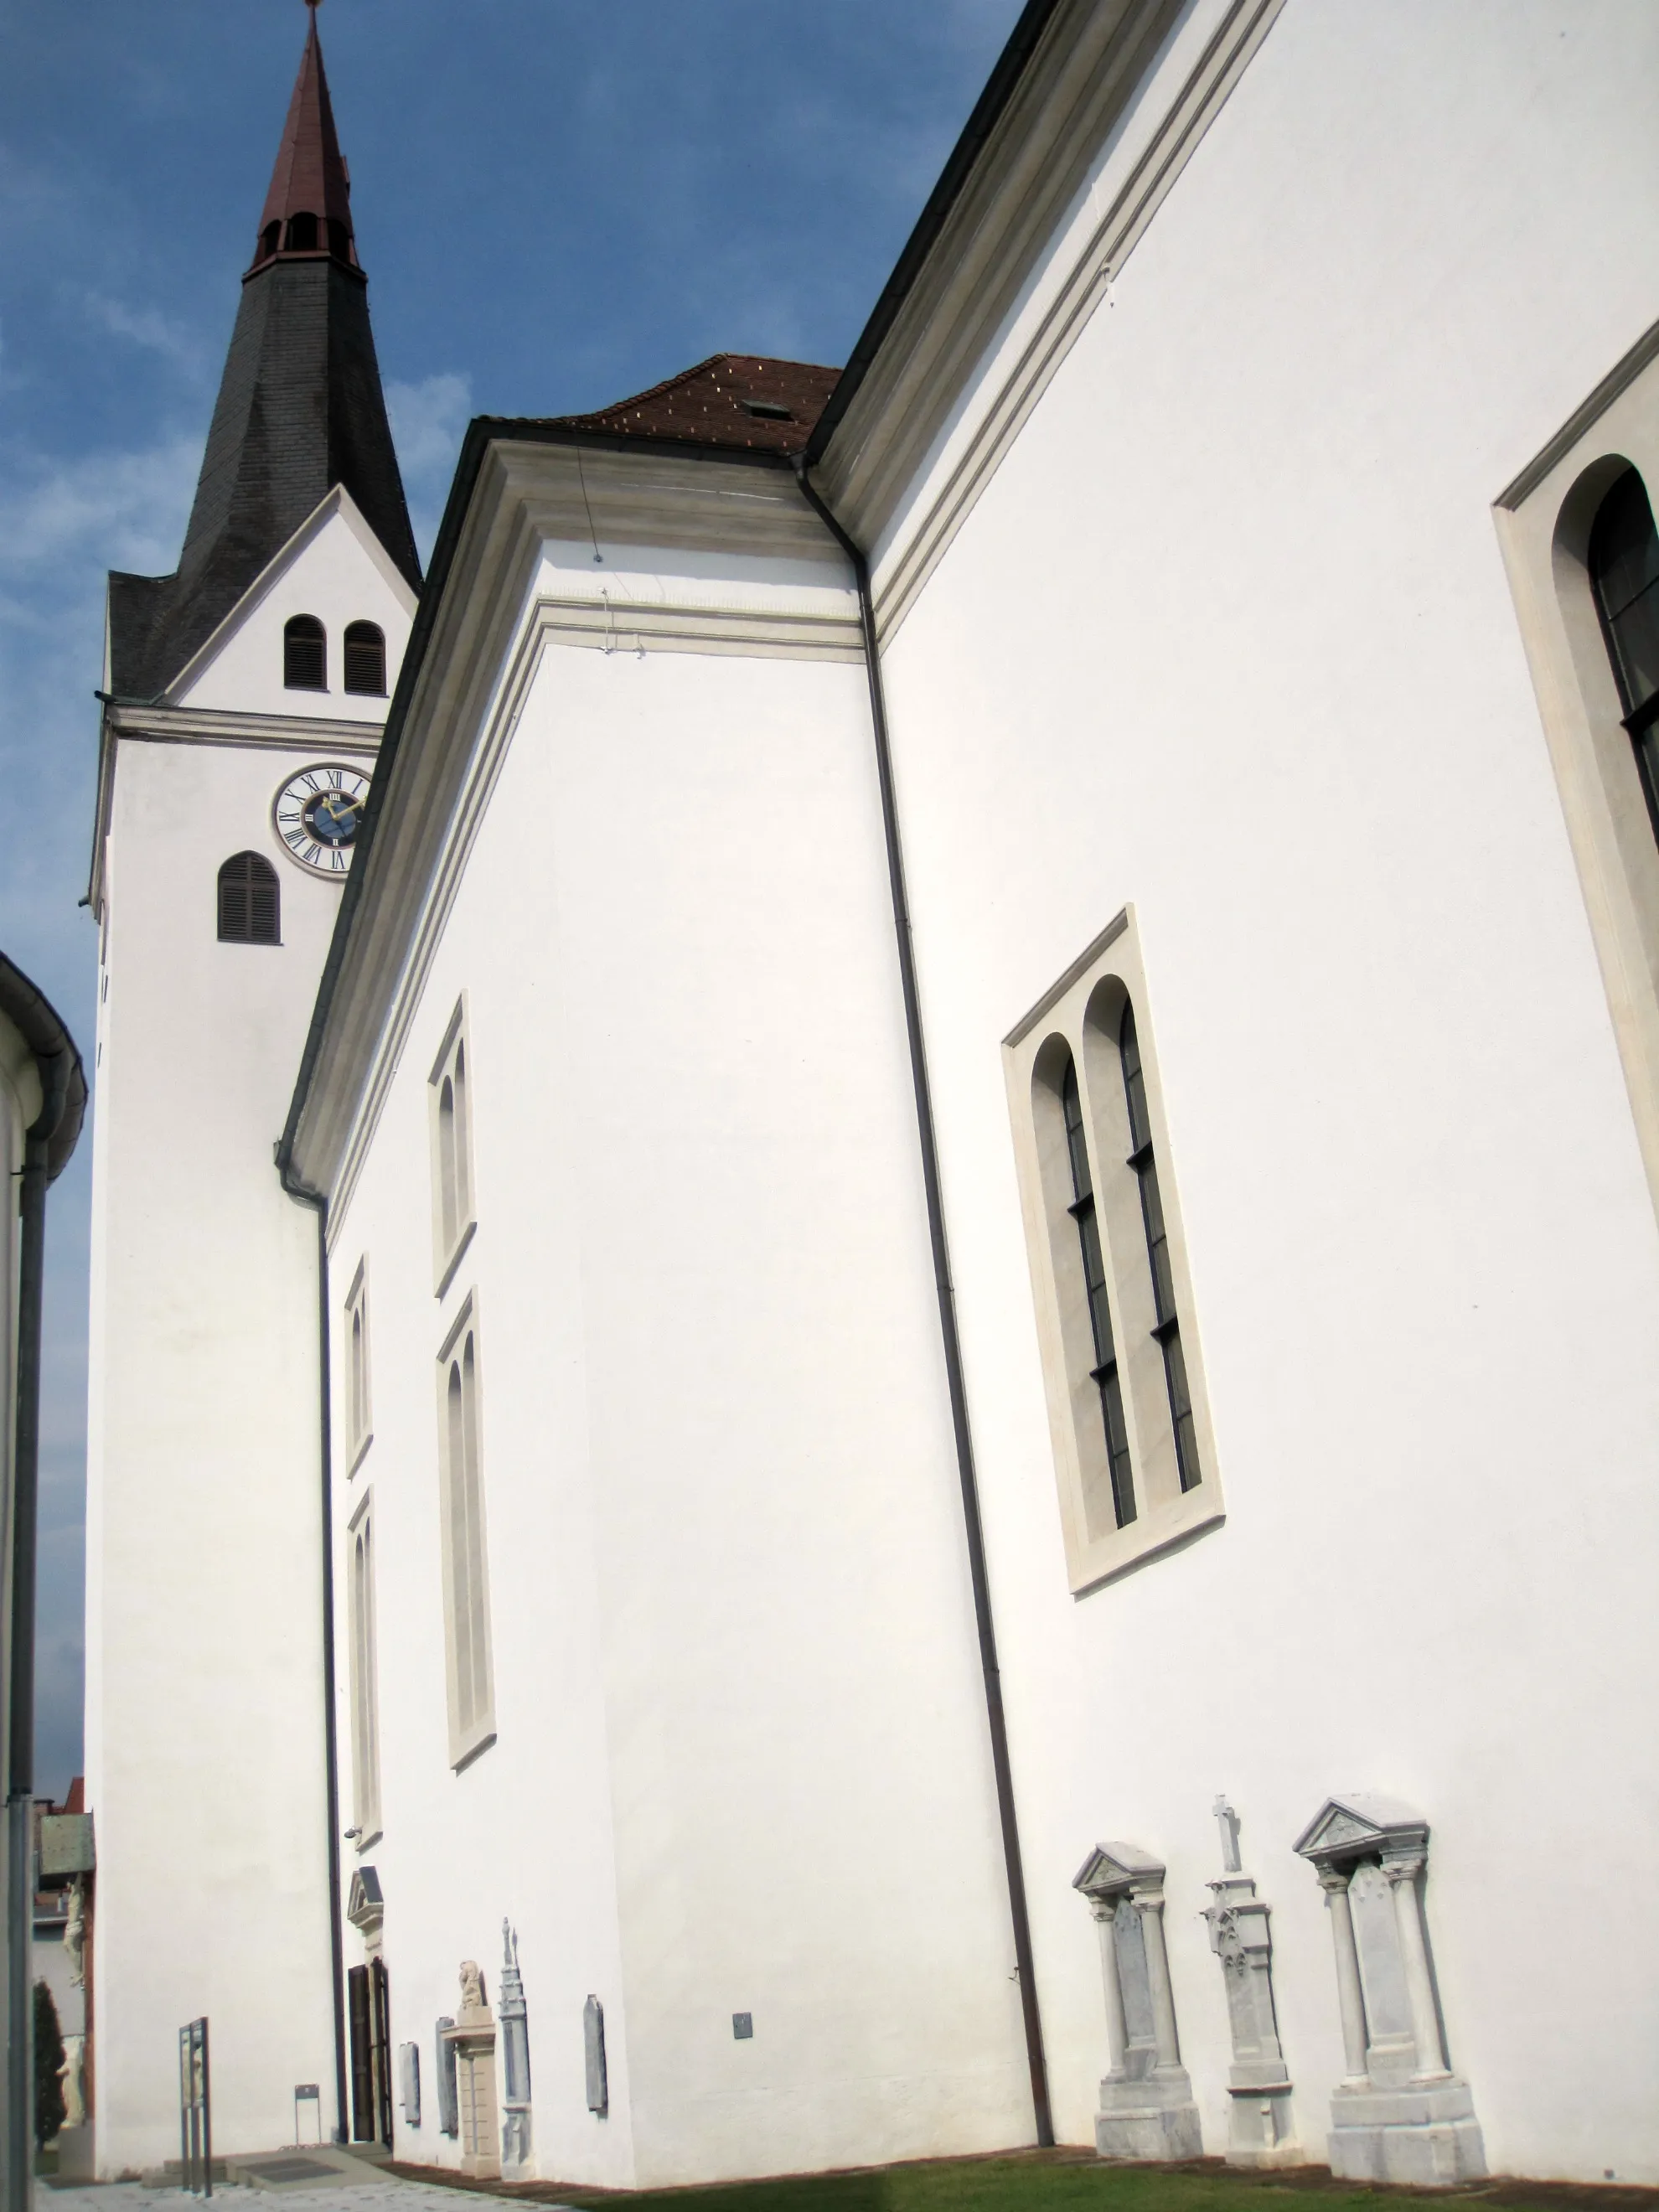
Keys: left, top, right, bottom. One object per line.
{"left": 45, "top": 2174, "right": 568, "bottom": 2212}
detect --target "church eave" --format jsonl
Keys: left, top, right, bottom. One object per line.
{"left": 276, "top": 416, "right": 811, "bottom": 1203}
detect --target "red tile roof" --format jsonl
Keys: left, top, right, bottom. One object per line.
{"left": 550, "top": 354, "right": 840, "bottom": 457}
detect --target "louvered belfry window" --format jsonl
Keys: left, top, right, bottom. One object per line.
{"left": 343, "top": 621, "right": 387, "bottom": 696}
{"left": 284, "top": 613, "right": 327, "bottom": 690}
{"left": 217, "top": 851, "right": 280, "bottom": 945}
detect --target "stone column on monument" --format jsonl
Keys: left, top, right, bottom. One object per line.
{"left": 1088, "top": 1899, "right": 1129, "bottom": 2082}
{"left": 1384, "top": 1855, "right": 1449, "bottom": 2080}
{"left": 1137, "top": 1889, "right": 1181, "bottom": 2072}
{"left": 1317, "top": 1866, "right": 1371, "bottom": 2080}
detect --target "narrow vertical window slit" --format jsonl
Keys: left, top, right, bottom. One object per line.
{"left": 1120, "top": 1003, "right": 1201, "bottom": 1491}
{"left": 1061, "top": 1057, "right": 1135, "bottom": 1527}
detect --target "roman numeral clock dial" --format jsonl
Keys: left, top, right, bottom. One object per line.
{"left": 272, "top": 763, "right": 372, "bottom": 876}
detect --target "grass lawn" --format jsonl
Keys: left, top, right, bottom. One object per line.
{"left": 391, "top": 2153, "right": 1659, "bottom": 2212}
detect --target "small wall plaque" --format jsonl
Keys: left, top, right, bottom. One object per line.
{"left": 731, "top": 2013, "right": 753, "bottom": 2040}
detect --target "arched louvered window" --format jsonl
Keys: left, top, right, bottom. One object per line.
{"left": 284, "top": 613, "right": 327, "bottom": 691}
{"left": 217, "top": 851, "right": 280, "bottom": 945}
{"left": 343, "top": 621, "right": 386, "bottom": 696}
{"left": 327, "top": 217, "right": 353, "bottom": 263}
{"left": 1589, "top": 467, "right": 1659, "bottom": 840}
{"left": 1120, "top": 1002, "right": 1200, "bottom": 1491}
{"left": 259, "top": 220, "right": 281, "bottom": 262}
{"left": 1060, "top": 1053, "right": 1136, "bottom": 1527}
{"left": 285, "top": 211, "right": 319, "bottom": 253}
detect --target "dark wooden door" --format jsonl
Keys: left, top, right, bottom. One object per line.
{"left": 370, "top": 1958, "right": 393, "bottom": 2147}
{"left": 347, "top": 1966, "right": 374, "bottom": 2142}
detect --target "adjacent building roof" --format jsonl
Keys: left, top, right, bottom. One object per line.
{"left": 106, "top": 8, "right": 417, "bottom": 704}
{"left": 544, "top": 354, "right": 840, "bottom": 457}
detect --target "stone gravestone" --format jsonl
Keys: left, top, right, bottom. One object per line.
{"left": 1072, "top": 1842, "right": 1202, "bottom": 2160}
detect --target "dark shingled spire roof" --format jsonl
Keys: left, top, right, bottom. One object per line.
{"left": 106, "top": 6, "right": 419, "bottom": 703}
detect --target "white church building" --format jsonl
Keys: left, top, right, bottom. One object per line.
{"left": 84, "top": 0, "right": 1659, "bottom": 2191}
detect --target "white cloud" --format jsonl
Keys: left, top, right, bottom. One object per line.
{"left": 79, "top": 290, "right": 205, "bottom": 377}
{"left": 0, "top": 432, "right": 200, "bottom": 581}
{"left": 387, "top": 371, "right": 473, "bottom": 562}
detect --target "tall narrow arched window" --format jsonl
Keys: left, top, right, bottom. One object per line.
{"left": 1060, "top": 1055, "right": 1136, "bottom": 1527}
{"left": 285, "top": 211, "right": 319, "bottom": 253}
{"left": 1589, "top": 468, "right": 1659, "bottom": 840}
{"left": 348, "top": 1501, "right": 382, "bottom": 1842}
{"left": 429, "top": 1002, "right": 476, "bottom": 1291}
{"left": 1120, "top": 1001, "right": 1200, "bottom": 1492}
{"left": 437, "top": 1296, "right": 493, "bottom": 1765}
{"left": 438, "top": 1069, "right": 459, "bottom": 1249}
{"left": 343, "top": 621, "right": 386, "bottom": 696}
{"left": 284, "top": 613, "right": 327, "bottom": 690}
{"left": 217, "top": 851, "right": 280, "bottom": 944}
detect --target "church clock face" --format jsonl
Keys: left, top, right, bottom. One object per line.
{"left": 273, "top": 763, "right": 372, "bottom": 875}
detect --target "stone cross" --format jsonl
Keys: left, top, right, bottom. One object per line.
{"left": 1213, "top": 1794, "right": 1242, "bottom": 1873}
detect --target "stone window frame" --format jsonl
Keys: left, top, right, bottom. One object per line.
{"left": 346, "top": 1487, "right": 383, "bottom": 1849}
{"left": 344, "top": 1257, "right": 374, "bottom": 1476}
{"left": 1495, "top": 317, "right": 1659, "bottom": 1225}
{"left": 1004, "top": 906, "right": 1223, "bottom": 1593}
{"left": 428, "top": 995, "right": 478, "bottom": 1297}
{"left": 436, "top": 1289, "right": 495, "bottom": 1770}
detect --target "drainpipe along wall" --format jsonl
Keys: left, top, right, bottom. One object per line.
{"left": 791, "top": 460, "right": 1054, "bottom": 2149}
{"left": 276, "top": 1171, "right": 349, "bottom": 2148}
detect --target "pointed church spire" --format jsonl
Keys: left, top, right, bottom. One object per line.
{"left": 250, "top": 0, "right": 359, "bottom": 276}
{"left": 106, "top": 1, "right": 421, "bottom": 701}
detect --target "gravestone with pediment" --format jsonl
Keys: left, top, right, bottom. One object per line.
{"left": 1294, "top": 1796, "right": 1485, "bottom": 2186}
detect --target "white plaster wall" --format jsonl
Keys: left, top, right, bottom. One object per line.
{"left": 876, "top": 0, "right": 1659, "bottom": 2183}
{"left": 327, "top": 576, "right": 1031, "bottom": 2189}
{"left": 174, "top": 503, "right": 413, "bottom": 721}
{"left": 84, "top": 736, "right": 357, "bottom": 2171}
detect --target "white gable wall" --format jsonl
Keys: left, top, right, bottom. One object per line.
{"left": 875, "top": 0, "right": 1659, "bottom": 2181}
{"left": 323, "top": 544, "right": 1032, "bottom": 2190}
{"left": 173, "top": 498, "right": 415, "bottom": 721}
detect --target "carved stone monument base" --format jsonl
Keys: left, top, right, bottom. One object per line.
{"left": 55, "top": 2127, "right": 95, "bottom": 2184}
{"left": 1225, "top": 2078, "right": 1300, "bottom": 2167}
{"left": 1094, "top": 2069, "right": 1203, "bottom": 2162}
{"left": 501, "top": 2104, "right": 533, "bottom": 2182}
{"left": 1328, "top": 2079, "right": 1486, "bottom": 2186}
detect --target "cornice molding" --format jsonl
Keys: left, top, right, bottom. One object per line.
{"left": 106, "top": 702, "right": 384, "bottom": 753}
{"left": 1003, "top": 906, "right": 1130, "bottom": 1045}
{"left": 528, "top": 593, "right": 862, "bottom": 664}
{"left": 85, "top": 700, "right": 384, "bottom": 917}
{"left": 1496, "top": 307, "right": 1659, "bottom": 511}
{"left": 815, "top": 0, "right": 1286, "bottom": 643}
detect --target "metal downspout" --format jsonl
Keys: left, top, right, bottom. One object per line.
{"left": 7, "top": 1047, "right": 70, "bottom": 2212}
{"left": 790, "top": 459, "right": 1054, "bottom": 2148}
{"left": 277, "top": 1175, "right": 349, "bottom": 2148}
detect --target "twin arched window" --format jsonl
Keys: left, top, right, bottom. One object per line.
{"left": 1053, "top": 1000, "right": 1201, "bottom": 1536}
{"left": 217, "top": 851, "right": 279, "bottom": 944}
{"left": 283, "top": 616, "right": 387, "bottom": 695}
{"left": 1589, "top": 467, "right": 1659, "bottom": 838}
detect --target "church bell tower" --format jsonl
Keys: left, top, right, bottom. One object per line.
{"left": 84, "top": 4, "right": 418, "bottom": 2173}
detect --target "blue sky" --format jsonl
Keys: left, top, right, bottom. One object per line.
{"left": 0, "top": 0, "right": 1026, "bottom": 1799}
